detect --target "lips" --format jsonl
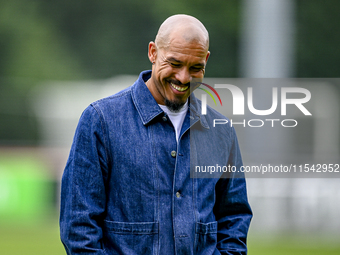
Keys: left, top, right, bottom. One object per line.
{"left": 170, "top": 83, "right": 189, "bottom": 92}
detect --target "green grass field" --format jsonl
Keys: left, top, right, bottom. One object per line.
{"left": 0, "top": 221, "right": 64, "bottom": 255}
{"left": 248, "top": 235, "right": 340, "bottom": 255}
{"left": 1, "top": 219, "right": 339, "bottom": 255}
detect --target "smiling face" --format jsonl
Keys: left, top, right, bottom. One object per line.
{"left": 146, "top": 22, "right": 210, "bottom": 112}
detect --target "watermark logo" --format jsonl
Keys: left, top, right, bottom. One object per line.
{"left": 197, "top": 82, "right": 222, "bottom": 115}
{"left": 198, "top": 83, "right": 312, "bottom": 128}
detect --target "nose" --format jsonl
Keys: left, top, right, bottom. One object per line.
{"left": 175, "top": 68, "right": 191, "bottom": 85}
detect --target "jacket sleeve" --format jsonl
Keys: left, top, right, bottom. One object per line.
{"left": 214, "top": 127, "right": 253, "bottom": 255}
{"left": 60, "top": 105, "right": 110, "bottom": 255}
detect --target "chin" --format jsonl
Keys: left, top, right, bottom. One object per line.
{"left": 164, "top": 98, "right": 186, "bottom": 113}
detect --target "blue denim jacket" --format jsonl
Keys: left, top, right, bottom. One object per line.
{"left": 60, "top": 70, "right": 252, "bottom": 255}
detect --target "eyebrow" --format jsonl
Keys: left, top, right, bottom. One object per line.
{"left": 166, "top": 57, "right": 182, "bottom": 63}
{"left": 166, "top": 57, "right": 205, "bottom": 67}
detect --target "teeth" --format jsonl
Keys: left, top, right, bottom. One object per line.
{"left": 171, "top": 83, "right": 188, "bottom": 92}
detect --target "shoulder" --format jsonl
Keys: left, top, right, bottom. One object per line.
{"left": 74, "top": 85, "right": 135, "bottom": 131}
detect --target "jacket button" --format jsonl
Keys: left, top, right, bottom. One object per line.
{"left": 176, "top": 191, "right": 181, "bottom": 198}
{"left": 171, "top": 150, "right": 176, "bottom": 158}
{"left": 162, "top": 116, "right": 167, "bottom": 121}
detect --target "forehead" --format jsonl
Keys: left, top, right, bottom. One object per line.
{"left": 161, "top": 37, "right": 208, "bottom": 64}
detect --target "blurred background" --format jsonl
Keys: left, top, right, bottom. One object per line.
{"left": 1, "top": 0, "right": 340, "bottom": 254}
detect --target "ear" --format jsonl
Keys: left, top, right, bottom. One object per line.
{"left": 148, "top": 41, "right": 157, "bottom": 64}
{"left": 205, "top": 51, "right": 210, "bottom": 63}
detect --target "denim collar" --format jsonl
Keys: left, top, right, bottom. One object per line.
{"left": 188, "top": 90, "right": 209, "bottom": 129}
{"left": 131, "top": 70, "right": 209, "bottom": 129}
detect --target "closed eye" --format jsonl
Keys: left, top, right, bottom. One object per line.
{"left": 170, "top": 62, "right": 181, "bottom": 68}
{"left": 191, "top": 66, "right": 204, "bottom": 72}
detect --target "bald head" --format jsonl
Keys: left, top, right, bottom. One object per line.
{"left": 155, "top": 14, "right": 209, "bottom": 50}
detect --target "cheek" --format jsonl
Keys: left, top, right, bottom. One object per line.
{"left": 156, "top": 63, "right": 172, "bottom": 78}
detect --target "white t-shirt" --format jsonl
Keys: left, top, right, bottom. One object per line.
{"left": 158, "top": 101, "right": 188, "bottom": 143}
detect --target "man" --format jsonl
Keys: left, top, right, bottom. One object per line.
{"left": 60, "top": 14, "right": 252, "bottom": 254}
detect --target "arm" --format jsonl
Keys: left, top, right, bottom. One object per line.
{"left": 60, "top": 105, "right": 110, "bottom": 255}
{"left": 214, "top": 127, "right": 253, "bottom": 255}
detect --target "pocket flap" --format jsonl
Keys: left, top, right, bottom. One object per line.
{"left": 195, "top": 221, "right": 217, "bottom": 235}
{"left": 104, "top": 220, "right": 159, "bottom": 234}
